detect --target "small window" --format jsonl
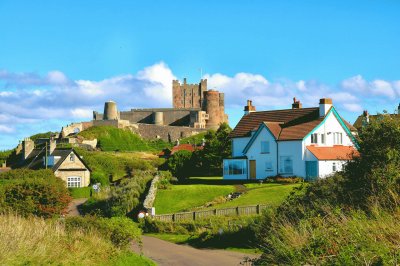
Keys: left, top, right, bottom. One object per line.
{"left": 70, "top": 154, "right": 75, "bottom": 162}
{"left": 311, "top": 133, "right": 318, "bottom": 144}
{"left": 321, "top": 134, "right": 325, "bottom": 144}
{"left": 67, "top": 176, "right": 81, "bottom": 188}
{"left": 333, "top": 133, "right": 343, "bottom": 145}
{"left": 279, "top": 156, "right": 293, "bottom": 174}
{"left": 332, "top": 162, "right": 337, "bottom": 171}
{"left": 261, "top": 141, "right": 270, "bottom": 153}
{"left": 265, "top": 161, "right": 273, "bottom": 171}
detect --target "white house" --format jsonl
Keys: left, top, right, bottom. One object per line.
{"left": 223, "top": 98, "right": 359, "bottom": 181}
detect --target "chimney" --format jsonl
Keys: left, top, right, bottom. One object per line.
{"left": 22, "top": 138, "right": 34, "bottom": 160}
{"left": 319, "top": 98, "right": 332, "bottom": 117}
{"left": 363, "top": 110, "right": 369, "bottom": 123}
{"left": 244, "top": 100, "right": 256, "bottom": 115}
{"left": 292, "top": 97, "right": 302, "bottom": 109}
{"left": 49, "top": 137, "right": 56, "bottom": 154}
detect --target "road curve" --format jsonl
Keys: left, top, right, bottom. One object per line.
{"left": 132, "top": 236, "right": 258, "bottom": 266}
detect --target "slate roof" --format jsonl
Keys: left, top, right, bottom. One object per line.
{"left": 353, "top": 113, "right": 400, "bottom": 129}
{"left": 231, "top": 107, "right": 356, "bottom": 140}
{"left": 306, "top": 145, "right": 359, "bottom": 160}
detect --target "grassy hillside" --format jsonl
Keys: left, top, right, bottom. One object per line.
{"left": 0, "top": 214, "right": 154, "bottom": 265}
{"left": 75, "top": 148, "right": 163, "bottom": 184}
{"left": 78, "top": 126, "right": 171, "bottom": 151}
{"left": 179, "top": 131, "right": 207, "bottom": 145}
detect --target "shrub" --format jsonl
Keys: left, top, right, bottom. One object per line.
{"left": 0, "top": 169, "right": 71, "bottom": 217}
{"left": 157, "top": 171, "right": 175, "bottom": 189}
{"left": 65, "top": 216, "right": 142, "bottom": 248}
{"left": 167, "top": 150, "right": 194, "bottom": 180}
{"left": 265, "top": 176, "right": 304, "bottom": 184}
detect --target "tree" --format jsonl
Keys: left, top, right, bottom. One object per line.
{"left": 167, "top": 150, "right": 193, "bottom": 180}
{"left": 196, "top": 123, "right": 232, "bottom": 175}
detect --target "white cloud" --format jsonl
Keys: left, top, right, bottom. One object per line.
{"left": 342, "top": 103, "right": 363, "bottom": 112}
{"left": 0, "top": 125, "right": 14, "bottom": 133}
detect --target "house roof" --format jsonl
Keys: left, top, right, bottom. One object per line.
{"left": 306, "top": 145, "right": 359, "bottom": 160}
{"left": 25, "top": 148, "right": 91, "bottom": 172}
{"left": 231, "top": 107, "right": 357, "bottom": 140}
{"left": 353, "top": 113, "right": 400, "bottom": 129}
{"left": 230, "top": 107, "right": 320, "bottom": 138}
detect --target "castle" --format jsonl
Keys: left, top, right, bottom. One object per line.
{"left": 62, "top": 79, "right": 228, "bottom": 142}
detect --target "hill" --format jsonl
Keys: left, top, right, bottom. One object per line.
{"left": 78, "top": 126, "right": 171, "bottom": 152}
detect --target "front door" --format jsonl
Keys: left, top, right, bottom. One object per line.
{"left": 305, "top": 161, "right": 318, "bottom": 181}
{"left": 249, "top": 160, "right": 256, "bottom": 179}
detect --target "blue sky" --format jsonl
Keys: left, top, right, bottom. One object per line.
{"left": 0, "top": 0, "right": 400, "bottom": 149}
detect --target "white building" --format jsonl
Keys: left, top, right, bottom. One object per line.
{"left": 223, "top": 98, "right": 358, "bottom": 181}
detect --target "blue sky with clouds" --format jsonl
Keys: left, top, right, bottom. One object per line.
{"left": 0, "top": 0, "right": 399, "bottom": 149}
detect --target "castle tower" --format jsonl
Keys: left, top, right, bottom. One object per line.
{"left": 103, "top": 101, "right": 119, "bottom": 120}
{"left": 172, "top": 79, "right": 207, "bottom": 109}
{"left": 204, "top": 90, "right": 225, "bottom": 130}
{"left": 22, "top": 138, "right": 34, "bottom": 160}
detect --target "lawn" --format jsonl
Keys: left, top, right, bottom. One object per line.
{"left": 207, "top": 183, "right": 301, "bottom": 209}
{"left": 154, "top": 184, "right": 235, "bottom": 214}
{"left": 69, "top": 187, "right": 92, "bottom": 199}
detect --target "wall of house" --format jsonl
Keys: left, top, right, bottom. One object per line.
{"left": 54, "top": 152, "right": 90, "bottom": 187}
{"left": 303, "top": 111, "right": 354, "bottom": 147}
{"left": 318, "top": 160, "right": 346, "bottom": 178}
{"left": 231, "top": 137, "right": 251, "bottom": 157}
{"left": 278, "top": 140, "right": 305, "bottom": 177}
{"left": 245, "top": 127, "right": 278, "bottom": 179}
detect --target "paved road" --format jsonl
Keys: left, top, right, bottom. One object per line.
{"left": 132, "top": 236, "right": 258, "bottom": 266}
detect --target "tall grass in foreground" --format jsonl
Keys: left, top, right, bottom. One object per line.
{"left": 0, "top": 214, "right": 153, "bottom": 265}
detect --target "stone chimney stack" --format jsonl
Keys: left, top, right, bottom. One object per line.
{"left": 244, "top": 100, "right": 256, "bottom": 115}
{"left": 319, "top": 98, "right": 332, "bottom": 117}
{"left": 363, "top": 110, "right": 370, "bottom": 123}
{"left": 292, "top": 97, "right": 302, "bottom": 109}
{"left": 22, "top": 138, "right": 34, "bottom": 160}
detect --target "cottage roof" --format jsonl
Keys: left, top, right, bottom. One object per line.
{"left": 353, "top": 113, "right": 400, "bottom": 129}
{"left": 158, "top": 144, "right": 204, "bottom": 157}
{"left": 231, "top": 107, "right": 356, "bottom": 140}
{"left": 306, "top": 145, "right": 359, "bottom": 160}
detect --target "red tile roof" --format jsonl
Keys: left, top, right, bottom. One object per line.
{"left": 158, "top": 144, "right": 204, "bottom": 157}
{"left": 230, "top": 106, "right": 356, "bottom": 140}
{"left": 307, "top": 145, "right": 359, "bottom": 160}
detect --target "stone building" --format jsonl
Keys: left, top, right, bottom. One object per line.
{"left": 91, "top": 78, "right": 229, "bottom": 141}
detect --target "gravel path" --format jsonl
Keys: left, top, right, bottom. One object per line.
{"left": 132, "top": 236, "right": 258, "bottom": 266}
{"left": 65, "top": 198, "right": 87, "bottom": 217}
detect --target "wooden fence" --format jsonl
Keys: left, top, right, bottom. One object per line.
{"left": 153, "top": 204, "right": 269, "bottom": 222}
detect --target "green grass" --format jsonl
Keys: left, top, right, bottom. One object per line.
{"left": 179, "top": 132, "right": 208, "bottom": 145}
{"left": 154, "top": 184, "right": 235, "bottom": 214}
{"left": 105, "top": 251, "right": 156, "bottom": 266}
{"left": 208, "top": 183, "right": 300, "bottom": 209}
{"left": 79, "top": 126, "right": 171, "bottom": 152}
{"left": 146, "top": 233, "right": 262, "bottom": 254}
{"left": 69, "top": 187, "right": 91, "bottom": 199}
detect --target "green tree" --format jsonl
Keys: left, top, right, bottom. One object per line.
{"left": 167, "top": 150, "right": 193, "bottom": 180}
{"left": 196, "top": 123, "right": 232, "bottom": 175}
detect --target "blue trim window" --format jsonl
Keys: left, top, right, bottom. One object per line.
{"left": 261, "top": 141, "right": 270, "bottom": 153}
{"left": 223, "top": 160, "right": 247, "bottom": 175}
{"left": 265, "top": 161, "right": 273, "bottom": 172}
{"left": 279, "top": 156, "right": 293, "bottom": 174}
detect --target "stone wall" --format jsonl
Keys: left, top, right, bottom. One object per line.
{"left": 133, "top": 124, "right": 207, "bottom": 142}
{"left": 120, "top": 108, "right": 200, "bottom": 126}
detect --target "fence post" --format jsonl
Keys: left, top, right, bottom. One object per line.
{"left": 193, "top": 211, "right": 196, "bottom": 221}
{"left": 214, "top": 209, "right": 217, "bottom": 216}
{"left": 256, "top": 204, "right": 260, "bottom": 214}
{"left": 172, "top": 214, "right": 175, "bottom": 222}
{"left": 236, "top": 207, "right": 239, "bottom": 215}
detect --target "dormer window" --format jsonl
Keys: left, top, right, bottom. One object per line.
{"left": 311, "top": 133, "right": 318, "bottom": 144}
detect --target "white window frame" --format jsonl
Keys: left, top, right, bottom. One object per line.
{"left": 260, "top": 141, "right": 270, "bottom": 153}
{"left": 320, "top": 133, "right": 325, "bottom": 144}
{"left": 67, "top": 176, "right": 81, "bottom": 188}
{"left": 223, "top": 160, "right": 247, "bottom": 176}
{"left": 332, "top": 162, "right": 337, "bottom": 171}
{"left": 311, "top": 133, "right": 318, "bottom": 144}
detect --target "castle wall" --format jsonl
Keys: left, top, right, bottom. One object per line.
{"left": 119, "top": 108, "right": 200, "bottom": 126}
{"left": 173, "top": 79, "right": 207, "bottom": 109}
{"left": 133, "top": 124, "right": 207, "bottom": 142}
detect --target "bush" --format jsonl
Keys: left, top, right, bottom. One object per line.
{"left": 0, "top": 169, "right": 71, "bottom": 217}
{"left": 65, "top": 216, "right": 142, "bottom": 249}
{"left": 265, "top": 176, "right": 304, "bottom": 184}
{"left": 157, "top": 171, "right": 175, "bottom": 189}
{"left": 167, "top": 150, "right": 194, "bottom": 180}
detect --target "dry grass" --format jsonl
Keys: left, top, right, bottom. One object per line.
{"left": 0, "top": 213, "right": 118, "bottom": 265}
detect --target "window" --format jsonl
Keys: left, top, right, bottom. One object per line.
{"left": 265, "top": 161, "right": 273, "bottom": 171}
{"left": 311, "top": 133, "right": 318, "bottom": 144}
{"left": 333, "top": 133, "right": 343, "bottom": 144}
{"left": 70, "top": 153, "right": 75, "bottom": 162}
{"left": 321, "top": 134, "right": 325, "bottom": 144}
{"left": 261, "top": 141, "right": 270, "bottom": 153}
{"left": 332, "top": 162, "right": 337, "bottom": 171}
{"left": 223, "top": 160, "right": 247, "bottom": 175}
{"left": 279, "top": 156, "right": 293, "bottom": 174}
{"left": 67, "top": 176, "right": 81, "bottom": 188}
